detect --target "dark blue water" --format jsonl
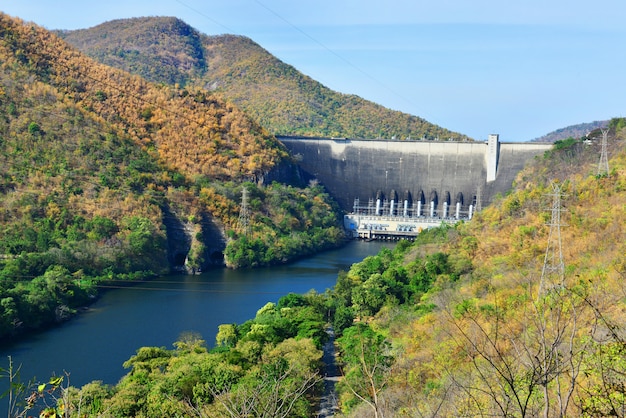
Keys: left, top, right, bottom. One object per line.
{"left": 0, "top": 241, "right": 391, "bottom": 398}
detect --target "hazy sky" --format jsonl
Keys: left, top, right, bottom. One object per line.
{"left": 3, "top": 0, "right": 625, "bottom": 140}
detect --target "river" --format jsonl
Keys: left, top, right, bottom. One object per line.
{"left": 0, "top": 240, "right": 391, "bottom": 408}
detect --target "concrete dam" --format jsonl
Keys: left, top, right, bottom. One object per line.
{"left": 278, "top": 135, "right": 552, "bottom": 238}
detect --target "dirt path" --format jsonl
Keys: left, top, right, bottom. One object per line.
{"left": 317, "top": 326, "right": 340, "bottom": 417}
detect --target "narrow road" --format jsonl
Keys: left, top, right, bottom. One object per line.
{"left": 318, "top": 326, "right": 340, "bottom": 417}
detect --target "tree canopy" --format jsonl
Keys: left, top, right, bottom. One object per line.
{"left": 0, "top": 13, "right": 345, "bottom": 339}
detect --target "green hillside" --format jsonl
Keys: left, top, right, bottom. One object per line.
{"left": 327, "top": 120, "right": 626, "bottom": 416}
{"left": 7, "top": 11, "right": 626, "bottom": 417}
{"left": 20, "top": 121, "right": 626, "bottom": 417}
{"left": 60, "top": 16, "right": 467, "bottom": 140}
{"left": 57, "top": 17, "right": 207, "bottom": 87}
{"left": 0, "top": 13, "right": 344, "bottom": 339}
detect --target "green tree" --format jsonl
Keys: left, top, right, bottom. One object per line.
{"left": 0, "top": 297, "right": 19, "bottom": 336}
{"left": 28, "top": 121, "right": 41, "bottom": 135}
{"left": 216, "top": 324, "right": 238, "bottom": 348}
{"left": 208, "top": 339, "right": 321, "bottom": 417}
{"left": 122, "top": 346, "right": 172, "bottom": 375}
{"left": 86, "top": 216, "right": 118, "bottom": 240}
{"left": 351, "top": 273, "right": 388, "bottom": 318}
{"left": 337, "top": 323, "right": 393, "bottom": 417}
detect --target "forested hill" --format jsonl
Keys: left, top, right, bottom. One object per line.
{"left": 16, "top": 120, "right": 626, "bottom": 416}
{"left": 4, "top": 15, "right": 286, "bottom": 180}
{"left": 59, "top": 16, "right": 466, "bottom": 140}
{"left": 531, "top": 119, "right": 609, "bottom": 143}
{"left": 0, "top": 13, "right": 345, "bottom": 338}
{"left": 326, "top": 119, "right": 626, "bottom": 415}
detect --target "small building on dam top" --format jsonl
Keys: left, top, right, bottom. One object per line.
{"left": 278, "top": 135, "right": 553, "bottom": 239}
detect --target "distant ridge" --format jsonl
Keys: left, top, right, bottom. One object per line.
{"left": 57, "top": 17, "right": 207, "bottom": 86}
{"left": 60, "top": 16, "right": 468, "bottom": 140}
{"left": 531, "top": 120, "right": 609, "bottom": 142}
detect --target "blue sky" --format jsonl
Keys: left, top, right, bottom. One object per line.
{"left": 2, "top": 0, "right": 625, "bottom": 140}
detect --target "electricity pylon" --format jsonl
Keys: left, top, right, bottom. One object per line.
{"left": 238, "top": 186, "right": 250, "bottom": 237}
{"left": 538, "top": 182, "right": 566, "bottom": 299}
{"left": 597, "top": 128, "right": 610, "bottom": 176}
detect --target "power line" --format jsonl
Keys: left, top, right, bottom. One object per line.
{"left": 0, "top": 275, "right": 324, "bottom": 295}
{"left": 256, "top": 1, "right": 420, "bottom": 111}
{"left": 255, "top": 0, "right": 424, "bottom": 112}
{"left": 173, "top": 0, "right": 236, "bottom": 34}
{"left": 93, "top": 284, "right": 289, "bottom": 295}
{"left": 176, "top": 0, "right": 420, "bottom": 113}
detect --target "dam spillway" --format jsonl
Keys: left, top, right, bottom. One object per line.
{"left": 279, "top": 135, "right": 552, "bottom": 214}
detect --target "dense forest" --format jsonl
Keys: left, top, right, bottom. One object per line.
{"left": 4, "top": 10, "right": 626, "bottom": 417}
{"left": 59, "top": 17, "right": 467, "bottom": 141}
{"left": 0, "top": 13, "right": 345, "bottom": 339}
{"left": 7, "top": 120, "right": 625, "bottom": 417}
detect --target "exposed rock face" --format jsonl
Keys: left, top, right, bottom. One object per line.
{"left": 198, "top": 214, "right": 227, "bottom": 270}
{"left": 161, "top": 160, "right": 304, "bottom": 273}
{"left": 162, "top": 205, "right": 193, "bottom": 272}
{"left": 162, "top": 205, "right": 226, "bottom": 274}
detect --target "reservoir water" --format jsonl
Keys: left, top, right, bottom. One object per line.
{"left": 0, "top": 240, "right": 391, "bottom": 401}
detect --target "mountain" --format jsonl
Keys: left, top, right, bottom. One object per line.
{"left": 6, "top": 11, "right": 626, "bottom": 414}
{"left": 56, "top": 17, "right": 207, "bottom": 87}
{"left": 0, "top": 13, "right": 345, "bottom": 338}
{"left": 531, "top": 119, "right": 609, "bottom": 142}
{"left": 22, "top": 118, "right": 626, "bottom": 416}
{"left": 59, "top": 16, "right": 467, "bottom": 140}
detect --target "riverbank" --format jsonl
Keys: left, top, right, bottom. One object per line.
{"left": 0, "top": 241, "right": 393, "bottom": 403}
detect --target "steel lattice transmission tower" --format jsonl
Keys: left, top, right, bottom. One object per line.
{"left": 538, "top": 182, "right": 566, "bottom": 298}
{"left": 238, "top": 186, "right": 251, "bottom": 237}
{"left": 597, "top": 128, "right": 610, "bottom": 176}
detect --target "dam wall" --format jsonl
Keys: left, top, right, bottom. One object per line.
{"left": 278, "top": 136, "right": 552, "bottom": 214}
